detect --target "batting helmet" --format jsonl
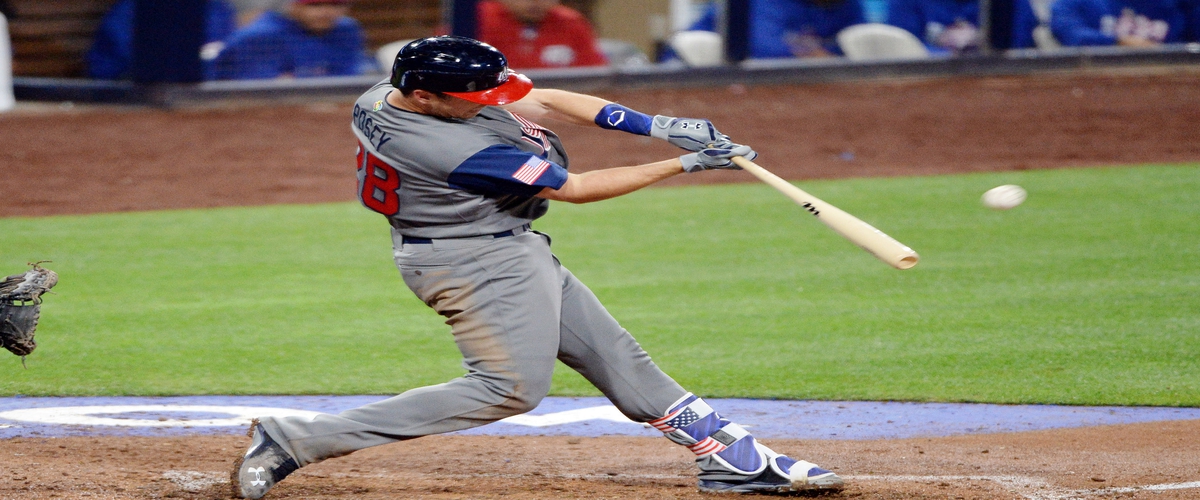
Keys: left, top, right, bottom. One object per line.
{"left": 391, "top": 36, "right": 533, "bottom": 106}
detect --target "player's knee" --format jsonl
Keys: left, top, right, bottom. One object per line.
{"left": 504, "top": 376, "right": 553, "bottom": 414}
{"left": 473, "top": 373, "right": 551, "bottom": 416}
{"left": 501, "top": 389, "right": 545, "bottom": 415}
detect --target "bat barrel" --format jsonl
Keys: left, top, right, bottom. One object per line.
{"left": 732, "top": 156, "right": 919, "bottom": 270}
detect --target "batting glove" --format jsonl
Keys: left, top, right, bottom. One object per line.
{"left": 680, "top": 144, "right": 757, "bottom": 173}
{"left": 651, "top": 115, "right": 734, "bottom": 152}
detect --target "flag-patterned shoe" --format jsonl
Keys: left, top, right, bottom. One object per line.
{"left": 231, "top": 419, "right": 300, "bottom": 499}
{"left": 698, "top": 455, "right": 844, "bottom": 494}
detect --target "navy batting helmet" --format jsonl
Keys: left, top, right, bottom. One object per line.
{"left": 391, "top": 36, "right": 533, "bottom": 106}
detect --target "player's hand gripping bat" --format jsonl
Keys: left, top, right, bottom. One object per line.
{"left": 731, "top": 156, "right": 919, "bottom": 270}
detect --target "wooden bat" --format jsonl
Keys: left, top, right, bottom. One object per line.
{"left": 731, "top": 156, "right": 919, "bottom": 270}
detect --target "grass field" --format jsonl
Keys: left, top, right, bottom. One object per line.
{"left": 1, "top": 164, "right": 1197, "bottom": 406}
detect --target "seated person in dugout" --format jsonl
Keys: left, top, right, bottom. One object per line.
{"left": 888, "top": 0, "right": 983, "bottom": 54}
{"left": 86, "top": 0, "right": 238, "bottom": 80}
{"left": 689, "top": 0, "right": 865, "bottom": 58}
{"left": 454, "top": 0, "right": 609, "bottom": 69}
{"left": 1007, "top": 0, "right": 1045, "bottom": 49}
{"left": 1050, "top": 0, "right": 1187, "bottom": 47}
{"left": 209, "top": 0, "right": 375, "bottom": 80}
{"left": 888, "top": 0, "right": 1046, "bottom": 53}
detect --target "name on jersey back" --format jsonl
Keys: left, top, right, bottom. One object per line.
{"left": 353, "top": 103, "right": 394, "bottom": 151}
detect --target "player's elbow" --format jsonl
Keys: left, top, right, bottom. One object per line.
{"left": 538, "top": 189, "right": 589, "bottom": 204}
{"left": 537, "top": 177, "right": 597, "bottom": 204}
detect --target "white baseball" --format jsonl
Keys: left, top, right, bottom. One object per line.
{"left": 981, "top": 184, "right": 1026, "bottom": 210}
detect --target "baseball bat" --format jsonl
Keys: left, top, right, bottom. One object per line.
{"left": 731, "top": 156, "right": 919, "bottom": 270}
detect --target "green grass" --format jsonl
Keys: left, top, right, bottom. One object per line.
{"left": 2, "top": 164, "right": 1197, "bottom": 406}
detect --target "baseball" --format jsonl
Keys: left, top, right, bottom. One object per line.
{"left": 981, "top": 184, "right": 1027, "bottom": 210}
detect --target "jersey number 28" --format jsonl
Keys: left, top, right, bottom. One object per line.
{"left": 357, "top": 142, "right": 400, "bottom": 216}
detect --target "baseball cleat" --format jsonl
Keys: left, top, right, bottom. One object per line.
{"left": 231, "top": 419, "right": 300, "bottom": 499}
{"left": 698, "top": 455, "right": 844, "bottom": 495}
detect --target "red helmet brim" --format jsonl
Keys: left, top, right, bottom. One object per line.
{"left": 444, "top": 71, "right": 533, "bottom": 106}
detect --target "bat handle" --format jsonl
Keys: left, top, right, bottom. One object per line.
{"left": 732, "top": 156, "right": 790, "bottom": 191}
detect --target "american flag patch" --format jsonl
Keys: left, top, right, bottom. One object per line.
{"left": 512, "top": 156, "right": 551, "bottom": 185}
{"left": 688, "top": 437, "right": 727, "bottom": 457}
{"left": 649, "top": 407, "right": 701, "bottom": 433}
{"left": 649, "top": 409, "right": 682, "bottom": 432}
{"left": 667, "top": 408, "right": 702, "bottom": 428}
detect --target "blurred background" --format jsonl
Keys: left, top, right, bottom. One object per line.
{"left": 1, "top": 0, "right": 1197, "bottom": 105}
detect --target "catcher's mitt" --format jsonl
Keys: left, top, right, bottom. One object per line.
{"left": 1, "top": 262, "right": 58, "bottom": 366}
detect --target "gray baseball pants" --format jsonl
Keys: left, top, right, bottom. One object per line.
{"left": 260, "top": 228, "right": 687, "bottom": 466}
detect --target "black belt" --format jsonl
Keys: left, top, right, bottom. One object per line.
{"left": 401, "top": 225, "right": 529, "bottom": 245}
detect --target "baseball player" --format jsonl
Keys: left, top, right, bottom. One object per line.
{"left": 233, "top": 35, "right": 844, "bottom": 498}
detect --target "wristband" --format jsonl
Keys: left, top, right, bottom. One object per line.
{"left": 594, "top": 103, "right": 653, "bottom": 136}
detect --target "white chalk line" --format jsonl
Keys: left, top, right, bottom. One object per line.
{"left": 181, "top": 467, "right": 1199, "bottom": 498}
{"left": 326, "top": 471, "right": 691, "bottom": 481}
{"left": 1104, "top": 480, "right": 1200, "bottom": 493}
{"left": 160, "top": 469, "right": 691, "bottom": 490}
{"left": 848, "top": 474, "right": 1200, "bottom": 499}
{"left": 0, "top": 404, "right": 635, "bottom": 429}
{"left": 0, "top": 405, "right": 324, "bottom": 427}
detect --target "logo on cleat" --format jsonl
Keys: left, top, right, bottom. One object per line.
{"left": 248, "top": 466, "right": 266, "bottom": 486}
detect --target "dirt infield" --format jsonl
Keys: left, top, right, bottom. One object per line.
{"left": 2, "top": 420, "right": 1199, "bottom": 499}
{"left": 2, "top": 68, "right": 1199, "bottom": 498}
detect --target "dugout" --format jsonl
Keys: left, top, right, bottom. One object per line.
{"left": 4, "top": 0, "right": 1200, "bottom": 106}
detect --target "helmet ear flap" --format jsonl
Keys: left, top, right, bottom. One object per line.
{"left": 389, "top": 61, "right": 402, "bottom": 89}
{"left": 389, "top": 39, "right": 421, "bottom": 90}
{"left": 390, "top": 68, "right": 416, "bottom": 92}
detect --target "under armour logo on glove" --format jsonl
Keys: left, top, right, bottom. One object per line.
{"left": 680, "top": 144, "right": 757, "bottom": 173}
{"left": 651, "top": 115, "right": 734, "bottom": 152}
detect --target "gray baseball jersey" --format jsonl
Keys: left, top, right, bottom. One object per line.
{"left": 351, "top": 80, "right": 569, "bottom": 238}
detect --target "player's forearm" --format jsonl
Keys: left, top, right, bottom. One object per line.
{"left": 504, "top": 89, "right": 611, "bottom": 127}
{"left": 538, "top": 159, "right": 684, "bottom": 204}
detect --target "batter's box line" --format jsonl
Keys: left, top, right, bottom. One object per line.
{"left": 324, "top": 471, "right": 692, "bottom": 481}
{"left": 847, "top": 475, "right": 1200, "bottom": 500}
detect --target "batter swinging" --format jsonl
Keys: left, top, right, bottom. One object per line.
{"left": 232, "top": 35, "right": 844, "bottom": 498}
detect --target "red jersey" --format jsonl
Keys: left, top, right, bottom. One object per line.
{"left": 476, "top": 1, "right": 609, "bottom": 69}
